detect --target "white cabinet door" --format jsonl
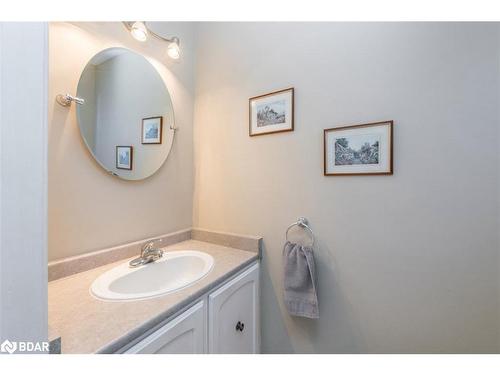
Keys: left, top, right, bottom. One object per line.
{"left": 208, "top": 263, "right": 260, "bottom": 354}
{"left": 125, "top": 300, "right": 206, "bottom": 354}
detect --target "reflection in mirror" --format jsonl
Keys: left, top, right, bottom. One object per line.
{"left": 76, "top": 48, "right": 175, "bottom": 180}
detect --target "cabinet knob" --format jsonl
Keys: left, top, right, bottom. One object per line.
{"left": 235, "top": 321, "right": 245, "bottom": 332}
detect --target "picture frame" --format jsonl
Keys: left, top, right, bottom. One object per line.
{"left": 249, "top": 88, "right": 294, "bottom": 136}
{"left": 324, "top": 120, "right": 393, "bottom": 176}
{"left": 116, "top": 146, "right": 133, "bottom": 170}
{"left": 142, "top": 116, "right": 163, "bottom": 144}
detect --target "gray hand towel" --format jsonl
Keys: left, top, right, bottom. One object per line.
{"left": 283, "top": 241, "right": 319, "bottom": 319}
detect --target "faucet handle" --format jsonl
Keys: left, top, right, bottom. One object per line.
{"left": 141, "top": 238, "right": 163, "bottom": 255}
{"left": 142, "top": 238, "right": 162, "bottom": 248}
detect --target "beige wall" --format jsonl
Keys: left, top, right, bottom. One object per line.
{"left": 49, "top": 22, "right": 195, "bottom": 261}
{"left": 193, "top": 23, "right": 500, "bottom": 353}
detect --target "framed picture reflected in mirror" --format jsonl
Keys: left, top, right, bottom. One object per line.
{"left": 116, "top": 146, "right": 133, "bottom": 170}
{"left": 142, "top": 116, "right": 163, "bottom": 144}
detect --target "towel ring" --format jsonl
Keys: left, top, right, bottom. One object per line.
{"left": 285, "top": 217, "right": 314, "bottom": 247}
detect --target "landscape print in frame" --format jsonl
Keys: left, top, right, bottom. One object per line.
{"left": 324, "top": 121, "right": 393, "bottom": 176}
{"left": 116, "top": 145, "right": 133, "bottom": 170}
{"left": 249, "top": 88, "right": 294, "bottom": 136}
{"left": 142, "top": 116, "right": 163, "bottom": 144}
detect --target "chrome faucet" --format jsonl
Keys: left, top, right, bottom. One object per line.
{"left": 129, "top": 239, "right": 163, "bottom": 268}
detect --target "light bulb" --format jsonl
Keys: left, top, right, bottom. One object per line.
{"left": 130, "top": 21, "right": 148, "bottom": 42}
{"left": 167, "top": 40, "right": 180, "bottom": 60}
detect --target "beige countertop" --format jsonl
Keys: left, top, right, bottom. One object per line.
{"left": 48, "top": 239, "right": 258, "bottom": 354}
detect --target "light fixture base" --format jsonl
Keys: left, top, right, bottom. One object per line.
{"left": 56, "top": 94, "right": 84, "bottom": 107}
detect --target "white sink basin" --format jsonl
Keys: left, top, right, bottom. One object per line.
{"left": 90, "top": 250, "right": 214, "bottom": 301}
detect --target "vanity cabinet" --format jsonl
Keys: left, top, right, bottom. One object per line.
{"left": 208, "top": 263, "right": 259, "bottom": 353}
{"left": 125, "top": 300, "right": 206, "bottom": 354}
{"left": 124, "top": 262, "right": 259, "bottom": 354}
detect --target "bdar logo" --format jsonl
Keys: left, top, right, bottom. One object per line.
{"left": 0, "top": 339, "right": 17, "bottom": 354}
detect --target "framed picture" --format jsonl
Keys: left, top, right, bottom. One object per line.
{"left": 249, "top": 88, "right": 294, "bottom": 136}
{"left": 116, "top": 146, "right": 133, "bottom": 170}
{"left": 324, "top": 120, "right": 393, "bottom": 176}
{"left": 142, "top": 116, "right": 163, "bottom": 144}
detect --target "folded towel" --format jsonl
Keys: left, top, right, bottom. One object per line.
{"left": 283, "top": 241, "right": 319, "bottom": 319}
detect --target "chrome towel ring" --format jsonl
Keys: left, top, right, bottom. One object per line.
{"left": 285, "top": 217, "right": 314, "bottom": 247}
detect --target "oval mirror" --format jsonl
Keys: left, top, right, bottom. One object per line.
{"left": 76, "top": 47, "right": 175, "bottom": 180}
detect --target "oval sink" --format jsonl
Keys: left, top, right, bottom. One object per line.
{"left": 90, "top": 250, "right": 214, "bottom": 301}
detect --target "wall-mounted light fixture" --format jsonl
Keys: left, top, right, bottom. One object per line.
{"left": 129, "top": 21, "right": 148, "bottom": 42}
{"left": 123, "top": 21, "right": 181, "bottom": 60}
